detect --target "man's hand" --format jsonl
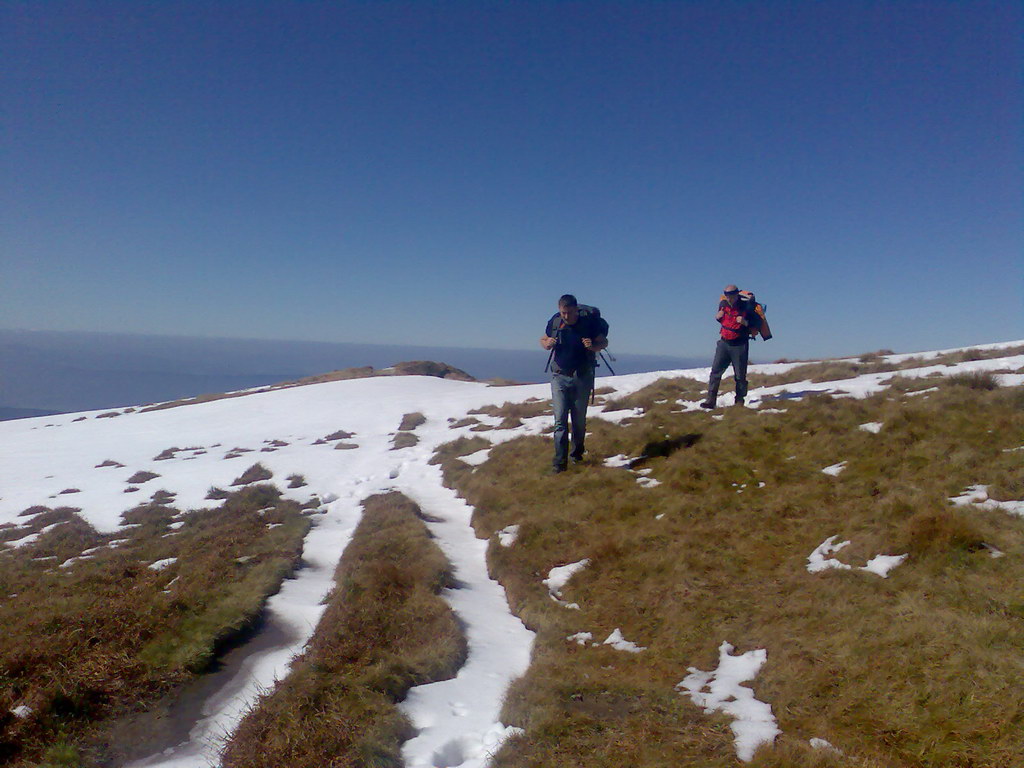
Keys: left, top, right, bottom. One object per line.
{"left": 737, "top": 316, "right": 748, "bottom": 326}
{"left": 582, "top": 338, "right": 593, "bottom": 350}
{"left": 716, "top": 310, "right": 725, "bottom": 320}
{"left": 540, "top": 336, "right": 557, "bottom": 350}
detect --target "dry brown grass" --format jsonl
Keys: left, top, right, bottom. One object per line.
{"left": 391, "top": 432, "right": 420, "bottom": 450}
{"left": 750, "top": 344, "right": 1024, "bottom": 389}
{"left": 606, "top": 375, "right": 704, "bottom": 413}
{"left": 231, "top": 463, "right": 273, "bottom": 486}
{"left": 221, "top": 492, "right": 465, "bottom": 768}
{"left": 397, "top": 412, "right": 426, "bottom": 431}
{"left": 0, "top": 486, "right": 309, "bottom": 767}
{"left": 435, "top": 378, "right": 1024, "bottom": 766}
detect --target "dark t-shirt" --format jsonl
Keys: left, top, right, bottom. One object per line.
{"left": 545, "top": 313, "right": 605, "bottom": 376}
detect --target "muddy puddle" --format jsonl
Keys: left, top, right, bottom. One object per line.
{"left": 87, "top": 617, "right": 302, "bottom": 768}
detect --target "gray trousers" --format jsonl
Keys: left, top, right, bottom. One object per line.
{"left": 551, "top": 371, "right": 593, "bottom": 467}
{"left": 706, "top": 339, "right": 749, "bottom": 405}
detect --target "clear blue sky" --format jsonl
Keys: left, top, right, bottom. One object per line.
{"left": 3, "top": 1, "right": 1021, "bottom": 359}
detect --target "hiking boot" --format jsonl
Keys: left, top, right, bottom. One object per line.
{"left": 734, "top": 399, "right": 745, "bottom": 407}
{"left": 699, "top": 400, "right": 716, "bottom": 409}
{"left": 570, "top": 453, "right": 584, "bottom": 465}
{"left": 549, "top": 464, "right": 567, "bottom": 475}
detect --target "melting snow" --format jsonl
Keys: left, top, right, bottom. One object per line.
{"left": 459, "top": 448, "right": 492, "bottom": 467}
{"left": 544, "top": 559, "right": 591, "bottom": 597}
{"left": 603, "top": 628, "right": 646, "bottom": 653}
{"left": 861, "top": 554, "right": 907, "bottom": 578}
{"left": 496, "top": 524, "right": 520, "bottom": 547}
{"left": 677, "top": 641, "right": 780, "bottom": 762}
{"left": 950, "top": 485, "right": 1024, "bottom": 518}
{"left": 821, "top": 462, "right": 847, "bottom": 476}
{"left": 807, "top": 536, "right": 907, "bottom": 578}
{"left": 807, "top": 536, "right": 853, "bottom": 572}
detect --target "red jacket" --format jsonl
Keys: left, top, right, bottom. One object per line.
{"left": 718, "top": 300, "right": 754, "bottom": 342}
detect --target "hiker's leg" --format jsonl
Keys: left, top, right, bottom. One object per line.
{"left": 550, "top": 374, "right": 572, "bottom": 468}
{"left": 569, "top": 374, "right": 592, "bottom": 460}
{"left": 705, "top": 341, "right": 730, "bottom": 405}
{"left": 732, "top": 342, "right": 750, "bottom": 402}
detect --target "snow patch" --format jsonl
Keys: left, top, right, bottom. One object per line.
{"left": 950, "top": 485, "right": 1024, "bottom": 518}
{"left": 496, "top": 524, "right": 520, "bottom": 548}
{"left": 677, "top": 641, "right": 779, "bottom": 762}
{"left": 603, "top": 628, "right": 646, "bottom": 653}
{"left": 544, "top": 559, "right": 590, "bottom": 597}
{"left": 807, "top": 536, "right": 907, "bottom": 578}
{"left": 459, "top": 448, "right": 492, "bottom": 467}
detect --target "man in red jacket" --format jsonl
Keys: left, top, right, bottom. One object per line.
{"left": 700, "top": 284, "right": 759, "bottom": 409}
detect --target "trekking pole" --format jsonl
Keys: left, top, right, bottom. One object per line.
{"left": 599, "top": 350, "right": 616, "bottom": 375}
{"left": 544, "top": 348, "right": 554, "bottom": 373}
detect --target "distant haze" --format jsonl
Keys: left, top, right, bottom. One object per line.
{"left": 0, "top": 330, "right": 709, "bottom": 419}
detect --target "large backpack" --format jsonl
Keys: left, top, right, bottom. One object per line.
{"left": 720, "top": 290, "right": 772, "bottom": 340}
{"left": 545, "top": 305, "right": 611, "bottom": 373}
{"left": 546, "top": 304, "right": 609, "bottom": 340}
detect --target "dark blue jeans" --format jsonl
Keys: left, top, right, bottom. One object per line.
{"left": 551, "top": 371, "right": 593, "bottom": 468}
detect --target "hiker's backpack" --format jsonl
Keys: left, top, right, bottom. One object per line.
{"left": 720, "top": 290, "right": 772, "bottom": 341}
{"left": 546, "top": 304, "right": 610, "bottom": 342}
{"left": 545, "top": 305, "right": 611, "bottom": 374}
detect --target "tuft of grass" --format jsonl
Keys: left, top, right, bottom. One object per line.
{"left": 231, "top": 463, "right": 273, "bottom": 486}
{"left": 286, "top": 474, "right": 306, "bottom": 489}
{"left": 221, "top": 492, "right": 465, "bottom": 767}
{"left": 899, "top": 506, "right": 986, "bottom": 556}
{"left": 391, "top": 432, "right": 419, "bottom": 450}
{"left": 126, "top": 471, "right": 159, "bottom": 484}
{"left": 323, "top": 429, "right": 354, "bottom": 440}
{"left": 397, "top": 412, "right": 427, "bottom": 431}
{"left": 944, "top": 370, "right": 998, "bottom": 390}
{"left": 469, "top": 401, "right": 552, "bottom": 422}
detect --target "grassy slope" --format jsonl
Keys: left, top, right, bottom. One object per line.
{"left": 437, "top": 369, "right": 1024, "bottom": 767}
{"left": 0, "top": 485, "right": 310, "bottom": 767}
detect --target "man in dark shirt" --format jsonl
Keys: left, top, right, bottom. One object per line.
{"left": 700, "top": 284, "right": 759, "bottom": 409}
{"left": 540, "top": 294, "right": 608, "bottom": 473}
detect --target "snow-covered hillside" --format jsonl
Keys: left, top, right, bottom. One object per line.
{"left": 1, "top": 341, "right": 1022, "bottom": 767}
